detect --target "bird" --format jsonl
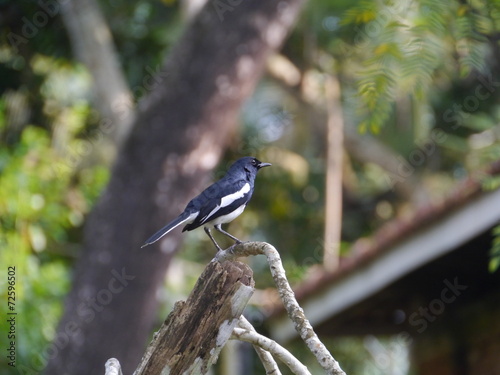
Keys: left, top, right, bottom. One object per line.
{"left": 141, "top": 156, "right": 271, "bottom": 250}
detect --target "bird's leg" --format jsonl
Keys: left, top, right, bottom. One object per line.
{"left": 204, "top": 227, "right": 223, "bottom": 251}
{"left": 214, "top": 224, "right": 242, "bottom": 244}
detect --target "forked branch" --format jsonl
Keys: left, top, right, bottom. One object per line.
{"left": 216, "top": 242, "right": 346, "bottom": 375}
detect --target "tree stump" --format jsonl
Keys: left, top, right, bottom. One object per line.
{"left": 133, "top": 260, "right": 254, "bottom": 375}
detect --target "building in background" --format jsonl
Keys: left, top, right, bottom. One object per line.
{"left": 266, "top": 163, "right": 500, "bottom": 375}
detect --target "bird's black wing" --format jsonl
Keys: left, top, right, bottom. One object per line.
{"left": 183, "top": 178, "right": 251, "bottom": 231}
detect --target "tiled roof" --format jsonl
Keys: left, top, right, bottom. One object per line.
{"left": 270, "top": 160, "right": 500, "bottom": 315}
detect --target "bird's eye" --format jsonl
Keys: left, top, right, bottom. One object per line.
{"left": 252, "top": 159, "right": 257, "bottom": 165}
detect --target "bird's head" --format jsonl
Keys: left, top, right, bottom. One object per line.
{"left": 228, "top": 157, "right": 271, "bottom": 178}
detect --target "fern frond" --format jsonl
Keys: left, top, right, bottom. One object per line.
{"left": 343, "top": 0, "right": 496, "bottom": 133}
{"left": 342, "top": 0, "right": 378, "bottom": 25}
{"left": 454, "top": 7, "right": 490, "bottom": 75}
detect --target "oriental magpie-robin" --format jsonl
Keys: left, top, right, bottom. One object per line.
{"left": 141, "top": 156, "right": 271, "bottom": 250}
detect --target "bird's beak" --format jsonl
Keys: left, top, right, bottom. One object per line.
{"left": 258, "top": 162, "right": 272, "bottom": 169}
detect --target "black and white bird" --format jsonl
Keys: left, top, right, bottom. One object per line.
{"left": 141, "top": 156, "right": 271, "bottom": 250}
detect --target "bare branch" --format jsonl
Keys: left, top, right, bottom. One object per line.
{"left": 215, "top": 242, "right": 347, "bottom": 375}
{"left": 232, "top": 328, "right": 310, "bottom": 375}
{"left": 238, "top": 316, "right": 282, "bottom": 375}
{"left": 104, "top": 358, "right": 123, "bottom": 375}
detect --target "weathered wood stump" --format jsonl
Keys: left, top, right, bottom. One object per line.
{"left": 133, "top": 260, "right": 254, "bottom": 375}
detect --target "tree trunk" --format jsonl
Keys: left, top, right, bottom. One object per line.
{"left": 60, "top": 0, "right": 134, "bottom": 147}
{"left": 45, "top": 1, "right": 306, "bottom": 374}
{"left": 323, "top": 76, "right": 344, "bottom": 271}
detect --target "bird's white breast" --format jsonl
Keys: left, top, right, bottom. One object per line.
{"left": 210, "top": 204, "right": 247, "bottom": 226}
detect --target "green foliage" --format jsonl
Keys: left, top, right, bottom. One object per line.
{"left": 0, "top": 1, "right": 178, "bottom": 369}
{"left": 483, "top": 177, "right": 500, "bottom": 273}
{"left": 339, "top": 0, "right": 496, "bottom": 133}
{"left": 489, "top": 224, "right": 500, "bottom": 273}
{"left": 0, "top": 28, "right": 109, "bottom": 368}
{"left": 0, "top": 120, "right": 109, "bottom": 371}
{"left": 99, "top": 0, "right": 181, "bottom": 92}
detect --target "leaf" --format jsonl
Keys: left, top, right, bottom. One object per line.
{"left": 489, "top": 256, "right": 500, "bottom": 273}
{"left": 489, "top": 224, "right": 500, "bottom": 273}
{"left": 342, "top": 1, "right": 378, "bottom": 25}
{"left": 482, "top": 176, "right": 500, "bottom": 191}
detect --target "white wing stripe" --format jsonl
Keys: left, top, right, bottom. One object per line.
{"left": 221, "top": 183, "right": 250, "bottom": 208}
{"left": 202, "top": 205, "right": 221, "bottom": 224}
{"left": 185, "top": 211, "right": 199, "bottom": 224}
{"left": 200, "top": 183, "right": 250, "bottom": 224}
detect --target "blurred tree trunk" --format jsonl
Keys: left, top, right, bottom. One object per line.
{"left": 60, "top": 0, "right": 134, "bottom": 148}
{"left": 323, "top": 76, "right": 343, "bottom": 271}
{"left": 266, "top": 55, "right": 418, "bottom": 200}
{"left": 45, "top": 1, "right": 306, "bottom": 374}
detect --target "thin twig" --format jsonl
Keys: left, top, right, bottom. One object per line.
{"left": 232, "top": 327, "right": 311, "bottom": 375}
{"left": 216, "top": 242, "right": 346, "bottom": 375}
{"left": 238, "top": 316, "right": 282, "bottom": 375}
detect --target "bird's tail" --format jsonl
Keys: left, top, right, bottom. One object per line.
{"left": 141, "top": 211, "right": 195, "bottom": 248}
